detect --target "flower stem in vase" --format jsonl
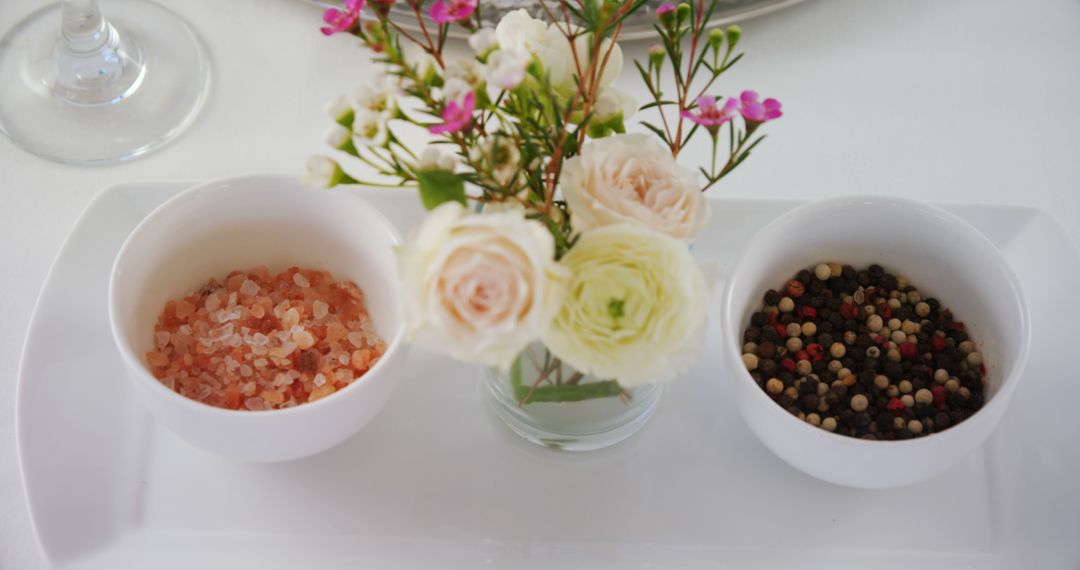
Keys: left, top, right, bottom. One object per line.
{"left": 512, "top": 351, "right": 630, "bottom": 406}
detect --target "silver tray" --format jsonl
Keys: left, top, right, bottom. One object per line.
{"left": 305, "top": 0, "right": 804, "bottom": 41}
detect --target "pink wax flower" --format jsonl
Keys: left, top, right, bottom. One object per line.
{"left": 738, "top": 90, "right": 783, "bottom": 124}
{"left": 320, "top": 0, "right": 365, "bottom": 36}
{"left": 429, "top": 0, "right": 478, "bottom": 24}
{"left": 655, "top": 3, "right": 676, "bottom": 16}
{"left": 680, "top": 96, "right": 739, "bottom": 127}
{"left": 430, "top": 92, "right": 476, "bottom": 135}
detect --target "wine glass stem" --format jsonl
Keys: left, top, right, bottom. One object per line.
{"left": 53, "top": 0, "right": 145, "bottom": 105}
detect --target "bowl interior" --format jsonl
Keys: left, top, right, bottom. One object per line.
{"left": 725, "top": 197, "right": 1028, "bottom": 410}
{"left": 110, "top": 176, "right": 404, "bottom": 397}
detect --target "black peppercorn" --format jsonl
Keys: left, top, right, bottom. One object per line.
{"left": 764, "top": 290, "right": 780, "bottom": 305}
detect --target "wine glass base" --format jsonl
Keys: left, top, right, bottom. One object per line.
{"left": 0, "top": 0, "right": 210, "bottom": 165}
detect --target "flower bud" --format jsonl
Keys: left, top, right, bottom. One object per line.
{"left": 708, "top": 28, "right": 724, "bottom": 52}
{"left": 304, "top": 155, "right": 357, "bottom": 188}
{"left": 726, "top": 25, "right": 742, "bottom": 49}
{"left": 326, "top": 95, "right": 355, "bottom": 128}
{"left": 655, "top": 3, "right": 676, "bottom": 27}
{"left": 648, "top": 44, "right": 665, "bottom": 68}
{"left": 325, "top": 124, "right": 359, "bottom": 156}
{"left": 676, "top": 3, "right": 691, "bottom": 26}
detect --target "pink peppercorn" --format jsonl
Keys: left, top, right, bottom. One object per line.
{"left": 899, "top": 342, "right": 918, "bottom": 361}
{"left": 887, "top": 398, "right": 906, "bottom": 414}
{"left": 930, "top": 335, "right": 947, "bottom": 352}
{"left": 806, "top": 343, "right": 825, "bottom": 362}
{"left": 780, "top": 358, "right": 797, "bottom": 374}
{"left": 839, "top": 303, "right": 859, "bottom": 320}
{"left": 786, "top": 279, "right": 805, "bottom": 298}
{"left": 931, "top": 385, "right": 948, "bottom": 405}
{"left": 798, "top": 306, "right": 817, "bottom": 320}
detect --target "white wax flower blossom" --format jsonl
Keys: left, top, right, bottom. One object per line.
{"left": 403, "top": 44, "right": 438, "bottom": 81}
{"left": 418, "top": 145, "right": 458, "bottom": 172}
{"left": 353, "top": 76, "right": 400, "bottom": 114}
{"left": 304, "top": 155, "right": 355, "bottom": 188}
{"left": 486, "top": 49, "right": 529, "bottom": 90}
{"left": 352, "top": 109, "right": 391, "bottom": 146}
{"left": 442, "top": 77, "right": 474, "bottom": 105}
{"left": 468, "top": 27, "right": 498, "bottom": 55}
{"left": 398, "top": 202, "right": 571, "bottom": 369}
{"left": 594, "top": 87, "right": 637, "bottom": 123}
{"left": 324, "top": 124, "right": 355, "bottom": 152}
{"left": 471, "top": 134, "right": 521, "bottom": 186}
{"left": 561, "top": 133, "right": 709, "bottom": 239}
{"left": 445, "top": 59, "right": 485, "bottom": 90}
{"left": 541, "top": 224, "right": 708, "bottom": 387}
{"left": 326, "top": 95, "right": 353, "bottom": 124}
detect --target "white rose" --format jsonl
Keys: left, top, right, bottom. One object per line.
{"left": 541, "top": 224, "right": 708, "bottom": 387}
{"left": 540, "top": 24, "right": 623, "bottom": 97}
{"left": 398, "top": 202, "right": 571, "bottom": 369}
{"left": 494, "top": 10, "right": 548, "bottom": 55}
{"left": 561, "top": 133, "right": 709, "bottom": 239}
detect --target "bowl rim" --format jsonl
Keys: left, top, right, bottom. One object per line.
{"left": 721, "top": 194, "right": 1032, "bottom": 448}
{"left": 107, "top": 174, "right": 407, "bottom": 419}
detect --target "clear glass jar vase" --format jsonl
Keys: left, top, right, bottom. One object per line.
{"left": 484, "top": 342, "right": 662, "bottom": 451}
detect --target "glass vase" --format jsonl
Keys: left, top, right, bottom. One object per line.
{"left": 483, "top": 342, "right": 662, "bottom": 451}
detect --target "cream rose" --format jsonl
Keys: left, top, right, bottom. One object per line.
{"left": 494, "top": 10, "right": 622, "bottom": 98}
{"left": 541, "top": 224, "right": 708, "bottom": 387}
{"left": 561, "top": 133, "right": 709, "bottom": 240}
{"left": 398, "top": 202, "right": 571, "bottom": 369}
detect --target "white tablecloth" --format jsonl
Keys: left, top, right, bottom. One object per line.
{"left": 2, "top": 0, "right": 1078, "bottom": 567}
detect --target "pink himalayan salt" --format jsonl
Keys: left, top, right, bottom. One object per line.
{"left": 146, "top": 266, "right": 386, "bottom": 411}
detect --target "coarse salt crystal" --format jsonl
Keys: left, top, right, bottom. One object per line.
{"left": 250, "top": 304, "right": 265, "bottom": 319}
{"left": 254, "top": 358, "right": 268, "bottom": 368}
{"left": 282, "top": 308, "right": 300, "bottom": 330}
{"left": 347, "top": 332, "right": 363, "bottom": 348}
{"left": 252, "top": 333, "right": 269, "bottom": 346}
{"left": 313, "top": 373, "right": 327, "bottom": 387}
{"left": 293, "top": 272, "right": 311, "bottom": 288}
{"left": 313, "top": 300, "right": 329, "bottom": 320}
{"left": 155, "top": 331, "right": 171, "bottom": 349}
{"left": 239, "top": 279, "right": 260, "bottom": 297}
{"left": 293, "top": 330, "right": 316, "bottom": 349}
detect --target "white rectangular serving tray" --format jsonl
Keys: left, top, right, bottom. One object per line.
{"left": 16, "top": 181, "right": 1080, "bottom": 569}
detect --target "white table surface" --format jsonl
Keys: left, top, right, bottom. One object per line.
{"left": 1, "top": 0, "right": 1078, "bottom": 567}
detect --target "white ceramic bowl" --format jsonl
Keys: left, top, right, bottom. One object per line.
{"left": 109, "top": 175, "right": 406, "bottom": 462}
{"left": 722, "top": 196, "right": 1030, "bottom": 488}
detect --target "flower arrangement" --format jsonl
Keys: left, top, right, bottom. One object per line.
{"left": 308, "top": 0, "right": 781, "bottom": 406}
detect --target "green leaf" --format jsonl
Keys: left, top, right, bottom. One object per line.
{"left": 415, "top": 169, "right": 467, "bottom": 210}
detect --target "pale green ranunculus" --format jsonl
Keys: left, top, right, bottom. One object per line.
{"left": 541, "top": 224, "right": 708, "bottom": 387}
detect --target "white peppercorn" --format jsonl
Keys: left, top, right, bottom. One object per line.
{"left": 915, "top": 302, "right": 931, "bottom": 317}
{"left": 933, "top": 368, "right": 949, "bottom": 383}
{"left": 914, "top": 388, "right": 933, "bottom": 405}
{"left": 958, "top": 340, "right": 976, "bottom": 354}
{"left": 886, "top": 348, "right": 901, "bottom": 362}
{"left": 778, "top": 297, "right": 795, "bottom": 313}
{"left": 814, "top": 263, "right": 831, "bottom": 281}
{"left": 830, "top": 343, "right": 846, "bottom": 358}
{"left": 873, "top": 374, "right": 889, "bottom": 390}
{"left": 901, "top": 394, "right": 915, "bottom": 408}
{"left": 743, "top": 342, "right": 758, "bottom": 354}
{"left": 807, "top": 413, "right": 822, "bottom": 426}
{"left": 945, "top": 378, "right": 960, "bottom": 392}
{"left": 901, "top": 319, "right": 919, "bottom": 335}
{"left": 786, "top": 322, "right": 802, "bottom": 338}
{"left": 822, "top": 417, "right": 838, "bottom": 432}
{"left": 899, "top": 380, "right": 913, "bottom": 394}
{"left": 801, "top": 321, "right": 817, "bottom": 337}
{"left": 908, "top": 419, "right": 924, "bottom": 435}
{"left": 850, "top": 394, "right": 869, "bottom": 412}
{"left": 888, "top": 318, "right": 902, "bottom": 331}
{"left": 742, "top": 353, "right": 759, "bottom": 371}
{"left": 967, "top": 352, "right": 983, "bottom": 366}
{"left": 796, "top": 359, "right": 812, "bottom": 376}
{"left": 890, "top": 330, "right": 907, "bottom": 344}
{"left": 866, "top": 314, "right": 884, "bottom": 332}
{"left": 886, "top": 384, "right": 900, "bottom": 398}
{"left": 786, "top": 337, "right": 803, "bottom": 353}
{"left": 766, "top": 378, "right": 783, "bottom": 394}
